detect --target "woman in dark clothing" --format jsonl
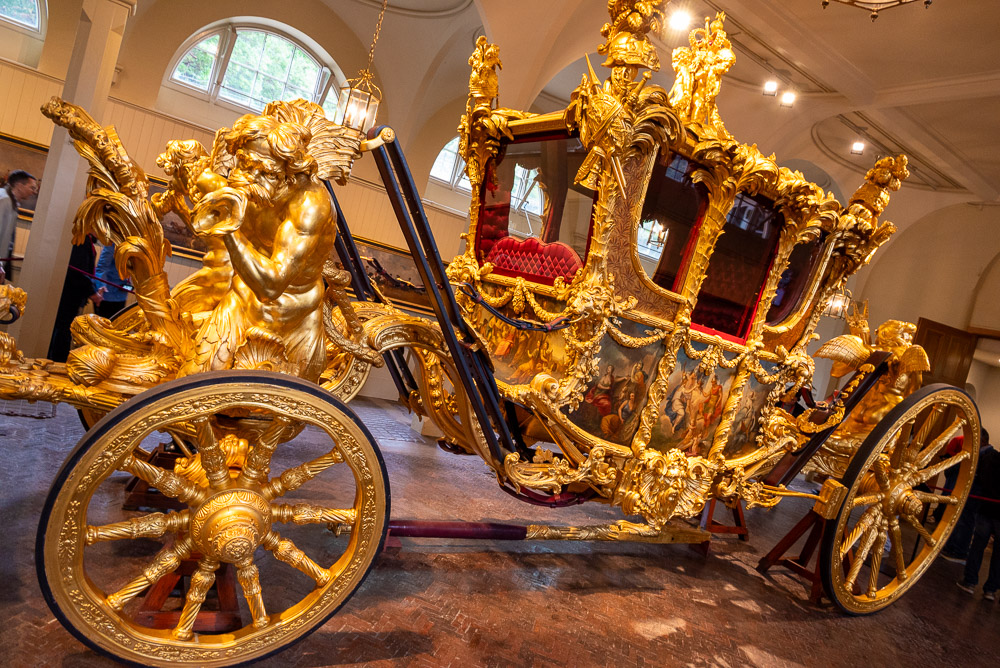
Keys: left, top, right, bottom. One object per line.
{"left": 46, "top": 235, "right": 103, "bottom": 362}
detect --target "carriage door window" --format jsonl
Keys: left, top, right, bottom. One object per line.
{"left": 475, "top": 134, "right": 595, "bottom": 285}
{"left": 638, "top": 155, "right": 708, "bottom": 291}
{"left": 766, "top": 236, "right": 826, "bottom": 325}
{"left": 691, "top": 194, "right": 782, "bottom": 341}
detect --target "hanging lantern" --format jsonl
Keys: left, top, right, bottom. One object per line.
{"left": 822, "top": 285, "right": 853, "bottom": 319}
{"left": 336, "top": 0, "right": 387, "bottom": 133}
{"left": 337, "top": 72, "right": 381, "bottom": 133}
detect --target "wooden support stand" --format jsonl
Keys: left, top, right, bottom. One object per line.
{"left": 122, "top": 443, "right": 184, "bottom": 511}
{"left": 756, "top": 508, "right": 828, "bottom": 604}
{"left": 133, "top": 556, "right": 242, "bottom": 633}
{"left": 700, "top": 499, "right": 749, "bottom": 541}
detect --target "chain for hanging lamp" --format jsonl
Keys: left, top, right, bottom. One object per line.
{"left": 337, "top": 0, "right": 389, "bottom": 132}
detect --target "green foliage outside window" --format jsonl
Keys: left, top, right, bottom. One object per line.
{"left": 0, "top": 0, "right": 40, "bottom": 30}
{"left": 170, "top": 25, "right": 336, "bottom": 116}
{"left": 172, "top": 34, "right": 219, "bottom": 91}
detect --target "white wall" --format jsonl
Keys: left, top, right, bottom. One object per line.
{"left": 967, "top": 360, "right": 1000, "bottom": 440}
{"left": 858, "top": 202, "right": 1000, "bottom": 332}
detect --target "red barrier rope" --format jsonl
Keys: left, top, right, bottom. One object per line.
{"left": 928, "top": 484, "right": 999, "bottom": 504}
{"left": 67, "top": 265, "right": 134, "bottom": 292}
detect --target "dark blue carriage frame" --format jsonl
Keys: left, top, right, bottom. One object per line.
{"left": 324, "top": 127, "right": 520, "bottom": 467}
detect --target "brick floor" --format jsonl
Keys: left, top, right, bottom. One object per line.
{"left": 1, "top": 399, "right": 997, "bottom": 667}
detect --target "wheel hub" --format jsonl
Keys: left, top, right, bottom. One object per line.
{"left": 191, "top": 490, "right": 272, "bottom": 563}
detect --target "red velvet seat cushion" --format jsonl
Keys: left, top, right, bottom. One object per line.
{"left": 485, "top": 235, "right": 583, "bottom": 284}
{"left": 476, "top": 203, "right": 510, "bottom": 260}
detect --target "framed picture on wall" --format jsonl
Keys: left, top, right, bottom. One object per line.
{"left": 337, "top": 236, "right": 432, "bottom": 314}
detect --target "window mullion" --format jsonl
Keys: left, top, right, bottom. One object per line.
{"left": 213, "top": 25, "right": 238, "bottom": 102}
{"left": 317, "top": 68, "right": 331, "bottom": 105}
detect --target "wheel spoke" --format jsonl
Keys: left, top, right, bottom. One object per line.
{"left": 912, "top": 451, "right": 971, "bottom": 486}
{"left": 867, "top": 526, "right": 888, "bottom": 597}
{"left": 236, "top": 558, "right": 269, "bottom": 629}
{"left": 911, "top": 490, "right": 957, "bottom": 506}
{"left": 106, "top": 536, "right": 193, "bottom": 611}
{"left": 171, "top": 558, "right": 220, "bottom": 640}
{"left": 271, "top": 503, "right": 357, "bottom": 526}
{"left": 120, "top": 454, "right": 208, "bottom": 506}
{"left": 910, "top": 405, "right": 945, "bottom": 453}
{"left": 912, "top": 417, "right": 964, "bottom": 469}
{"left": 872, "top": 454, "right": 892, "bottom": 493}
{"left": 261, "top": 449, "right": 344, "bottom": 499}
{"left": 86, "top": 510, "right": 188, "bottom": 545}
{"left": 192, "top": 417, "right": 231, "bottom": 489}
{"left": 841, "top": 505, "right": 881, "bottom": 558}
{"left": 888, "top": 518, "right": 908, "bottom": 582}
{"left": 850, "top": 493, "right": 881, "bottom": 509}
{"left": 889, "top": 420, "right": 915, "bottom": 470}
{"left": 845, "top": 526, "right": 879, "bottom": 591}
{"left": 237, "top": 417, "right": 295, "bottom": 487}
{"left": 262, "top": 532, "right": 332, "bottom": 587}
{"left": 902, "top": 513, "right": 936, "bottom": 549}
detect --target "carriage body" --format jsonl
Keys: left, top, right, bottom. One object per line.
{"left": 436, "top": 19, "right": 911, "bottom": 526}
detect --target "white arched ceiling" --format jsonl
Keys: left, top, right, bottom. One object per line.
{"left": 857, "top": 202, "right": 1000, "bottom": 330}
{"left": 970, "top": 249, "right": 1000, "bottom": 334}
{"left": 115, "top": 0, "right": 370, "bottom": 110}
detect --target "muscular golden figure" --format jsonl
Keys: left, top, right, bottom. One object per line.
{"left": 179, "top": 113, "right": 335, "bottom": 381}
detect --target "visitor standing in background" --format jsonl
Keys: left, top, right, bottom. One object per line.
{"left": 47, "top": 234, "right": 103, "bottom": 363}
{"left": 0, "top": 170, "right": 39, "bottom": 281}
{"left": 958, "top": 430, "right": 1000, "bottom": 601}
{"left": 94, "top": 244, "right": 131, "bottom": 319}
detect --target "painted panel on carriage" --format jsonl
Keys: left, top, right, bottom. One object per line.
{"left": 564, "top": 319, "right": 666, "bottom": 446}
{"left": 723, "top": 361, "right": 779, "bottom": 460}
{"left": 646, "top": 347, "right": 737, "bottom": 458}
{"left": 469, "top": 302, "right": 570, "bottom": 385}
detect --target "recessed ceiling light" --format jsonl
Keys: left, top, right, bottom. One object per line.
{"left": 851, "top": 141, "right": 865, "bottom": 155}
{"left": 763, "top": 80, "right": 778, "bottom": 96}
{"left": 669, "top": 10, "right": 692, "bottom": 31}
{"left": 780, "top": 91, "right": 796, "bottom": 107}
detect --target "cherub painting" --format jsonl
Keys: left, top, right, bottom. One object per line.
{"left": 648, "top": 348, "right": 736, "bottom": 456}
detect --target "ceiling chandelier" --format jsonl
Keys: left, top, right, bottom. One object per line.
{"left": 821, "top": 0, "right": 931, "bottom": 21}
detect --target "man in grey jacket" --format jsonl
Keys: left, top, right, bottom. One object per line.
{"left": 0, "top": 170, "right": 38, "bottom": 281}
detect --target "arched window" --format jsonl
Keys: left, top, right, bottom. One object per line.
{"left": 429, "top": 137, "right": 471, "bottom": 192}
{"left": 0, "top": 0, "right": 41, "bottom": 31}
{"left": 168, "top": 22, "right": 341, "bottom": 117}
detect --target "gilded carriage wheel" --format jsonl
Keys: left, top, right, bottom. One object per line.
{"left": 821, "top": 384, "right": 980, "bottom": 614}
{"left": 38, "top": 371, "right": 389, "bottom": 667}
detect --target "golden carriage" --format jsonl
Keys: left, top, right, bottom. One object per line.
{"left": 0, "top": 4, "right": 981, "bottom": 666}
